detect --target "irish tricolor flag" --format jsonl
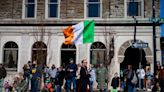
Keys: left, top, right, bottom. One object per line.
{"left": 63, "top": 20, "right": 94, "bottom": 45}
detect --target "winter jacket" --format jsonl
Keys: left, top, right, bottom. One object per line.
{"left": 54, "top": 70, "right": 65, "bottom": 86}
{"left": 88, "top": 68, "right": 96, "bottom": 82}
{"left": 66, "top": 63, "right": 77, "bottom": 78}
{"left": 31, "top": 66, "right": 42, "bottom": 79}
{"left": 49, "top": 68, "right": 57, "bottom": 78}
{"left": 0, "top": 67, "right": 7, "bottom": 79}
{"left": 23, "top": 68, "right": 31, "bottom": 79}
{"left": 111, "top": 77, "right": 119, "bottom": 89}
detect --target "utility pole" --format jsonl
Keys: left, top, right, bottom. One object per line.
{"left": 152, "top": 0, "right": 157, "bottom": 76}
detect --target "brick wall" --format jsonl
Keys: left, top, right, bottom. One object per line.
{"left": 37, "top": 0, "right": 45, "bottom": 19}
{"left": 0, "top": 0, "right": 160, "bottom": 19}
{"left": 60, "top": 0, "right": 84, "bottom": 19}
{"left": 102, "top": 0, "right": 110, "bottom": 18}
{"left": 145, "top": 0, "right": 160, "bottom": 18}
{"left": 109, "top": 0, "right": 124, "bottom": 18}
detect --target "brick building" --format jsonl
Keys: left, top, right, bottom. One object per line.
{"left": 0, "top": 0, "right": 161, "bottom": 86}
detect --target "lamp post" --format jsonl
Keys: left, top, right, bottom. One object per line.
{"left": 152, "top": 0, "right": 157, "bottom": 76}
{"left": 133, "top": 16, "right": 138, "bottom": 43}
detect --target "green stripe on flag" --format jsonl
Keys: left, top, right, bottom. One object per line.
{"left": 83, "top": 20, "right": 94, "bottom": 43}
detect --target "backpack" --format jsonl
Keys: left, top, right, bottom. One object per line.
{"left": 131, "top": 71, "right": 138, "bottom": 85}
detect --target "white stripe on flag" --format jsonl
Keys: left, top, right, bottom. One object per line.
{"left": 72, "top": 22, "right": 84, "bottom": 44}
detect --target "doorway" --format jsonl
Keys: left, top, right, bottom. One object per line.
{"left": 61, "top": 44, "right": 76, "bottom": 68}
{"left": 120, "top": 46, "right": 147, "bottom": 70}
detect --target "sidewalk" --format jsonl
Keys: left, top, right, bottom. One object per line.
{"left": 40, "top": 89, "right": 151, "bottom": 92}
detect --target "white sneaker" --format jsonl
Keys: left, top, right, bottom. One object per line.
{"left": 147, "top": 88, "right": 152, "bottom": 91}
{"left": 136, "top": 88, "right": 140, "bottom": 91}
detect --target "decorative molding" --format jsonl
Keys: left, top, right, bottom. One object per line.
{"left": 117, "top": 39, "right": 153, "bottom": 63}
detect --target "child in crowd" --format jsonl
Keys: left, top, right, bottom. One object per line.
{"left": 111, "top": 73, "right": 120, "bottom": 92}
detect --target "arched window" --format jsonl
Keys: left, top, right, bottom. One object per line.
{"left": 32, "top": 41, "right": 47, "bottom": 66}
{"left": 90, "top": 42, "right": 106, "bottom": 66}
{"left": 3, "top": 41, "right": 18, "bottom": 68}
{"left": 61, "top": 44, "right": 76, "bottom": 67}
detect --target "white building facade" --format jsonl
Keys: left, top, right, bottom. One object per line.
{"left": 0, "top": 0, "right": 161, "bottom": 83}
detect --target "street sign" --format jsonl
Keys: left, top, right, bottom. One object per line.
{"left": 132, "top": 42, "right": 148, "bottom": 48}
{"left": 149, "top": 17, "right": 164, "bottom": 23}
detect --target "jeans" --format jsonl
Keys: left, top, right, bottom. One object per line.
{"left": 67, "top": 77, "right": 76, "bottom": 92}
{"left": 56, "top": 85, "right": 61, "bottom": 92}
{"left": 31, "top": 78, "right": 39, "bottom": 92}
{"left": 0, "top": 79, "right": 4, "bottom": 92}
{"left": 89, "top": 81, "right": 94, "bottom": 92}
{"left": 128, "top": 84, "right": 136, "bottom": 92}
{"left": 80, "top": 79, "right": 88, "bottom": 92}
{"left": 137, "top": 79, "right": 144, "bottom": 89}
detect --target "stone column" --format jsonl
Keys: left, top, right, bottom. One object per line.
{"left": 47, "top": 34, "right": 59, "bottom": 67}
{"left": 18, "top": 33, "right": 30, "bottom": 72}
{"left": 77, "top": 44, "right": 89, "bottom": 64}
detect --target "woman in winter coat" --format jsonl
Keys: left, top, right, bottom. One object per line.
{"left": 79, "top": 59, "right": 89, "bottom": 92}
{"left": 23, "top": 64, "right": 31, "bottom": 81}
{"left": 96, "top": 63, "right": 108, "bottom": 92}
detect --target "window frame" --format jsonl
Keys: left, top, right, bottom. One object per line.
{"left": 3, "top": 41, "right": 19, "bottom": 70}
{"left": 22, "top": 0, "right": 37, "bottom": 19}
{"left": 84, "top": 0, "right": 102, "bottom": 18}
{"left": 45, "top": 0, "right": 60, "bottom": 19}
{"left": 124, "top": 0, "right": 144, "bottom": 18}
{"left": 32, "top": 41, "right": 47, "bottom": 66}
{"left": 90, "top": 42, "right": 106, "bottom": 66}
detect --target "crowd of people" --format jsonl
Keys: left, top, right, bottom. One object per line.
{"left": 0, "top": 59, "right": 164, "bottom": 92}
{"left": 120, "top": 64, "right": 164, "bottom": 92}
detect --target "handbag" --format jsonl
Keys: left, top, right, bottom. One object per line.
{"left": 131, "top": 71, "right": 138, "bottom": 85}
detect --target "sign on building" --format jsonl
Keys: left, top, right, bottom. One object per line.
{"left": 132, "top": 42, "right": 148, "bottom": 48}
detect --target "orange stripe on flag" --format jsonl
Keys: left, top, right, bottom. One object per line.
{"left": 63, "top": 26, "right": 74, "bottom": 45}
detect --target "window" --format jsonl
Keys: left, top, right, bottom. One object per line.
{"left": 46, "top": 0, "right": 59, "bottom": 18}
{"left": 125, "top": 0, "right": 144, "bottom": 17}
{"left": 3, "top": 41, "right": 18, "bottom": 69}
{"left": 90, "top": 42, "right": 106, "bottom": 66}
{"left": 23, "top": 0, "right": 36, "bottom": 18}
{"left": 86, "top": 0, "right": 101, "bottom": 18}
{"left": 32, "top": 41, "right": 47, "bottom": 66}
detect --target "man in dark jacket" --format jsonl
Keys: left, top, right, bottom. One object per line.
{"left": 0, "top": 63, "right": 7, "bottom": 92}
{"left": 55, "top": 67, "right": 65, "bottom": 92}
{"left": 65, "top": 58, "right": 77, "bottom": 92}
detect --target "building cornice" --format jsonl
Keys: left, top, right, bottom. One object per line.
{"left": 0, "top": 18, "right": 162, "bottom": 26}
